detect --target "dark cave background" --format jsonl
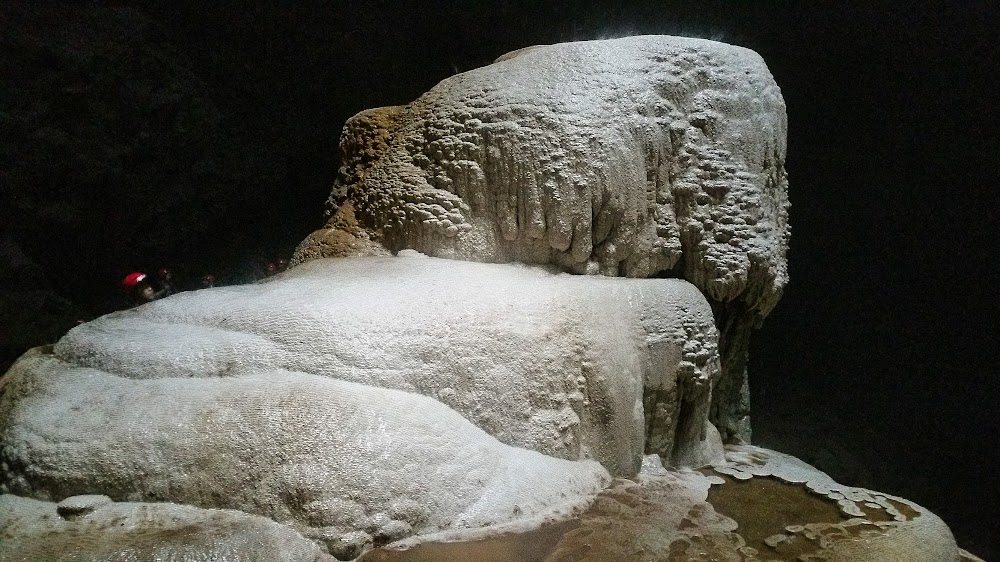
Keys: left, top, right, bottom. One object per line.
{"left": 1, "top": 1, "right": 997, "bottom": 557}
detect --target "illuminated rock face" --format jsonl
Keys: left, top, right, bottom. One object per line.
{"left": 295, "top": 35, "right": 790, "bottom": 441}
{"left": 0, "top": 255, "right": 722, "bottom": 552}
{"left": 0, "top": 36, "right": 969, "bottom": 562}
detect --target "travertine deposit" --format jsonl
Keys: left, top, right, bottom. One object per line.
{"left": 0, "top": 494, "right": 333, "bottom": 561}
{"left": 0, "top": 255, "right": 722, "bottom": 551}
{"left": 363, "top": 447, "right": 961, "bottom": 562}
{"left": 295, "top": 35, "right": 790, "bottom": 441}
{"left": 0, "top": 36, "right": 972, "bottom": 562}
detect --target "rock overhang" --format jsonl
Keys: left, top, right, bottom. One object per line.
{"left": 294, "top": 35, "right": 790, "bottom": 443}
{"left": 299, "top": 35, "right": 788, "bottom": 309}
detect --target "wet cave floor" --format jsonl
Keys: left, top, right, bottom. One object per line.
{"left": 359, "top": 469, "right": 914, "bottom": 562}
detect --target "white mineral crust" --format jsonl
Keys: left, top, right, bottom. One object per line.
{"left": 0, "top": 255, "right": 723, "bottom": 544}
{"left": 294, "top": 35, "right": 790, "bottom": 443}
{"left": 296, "top": 35, "right": 788, "bottom": 315}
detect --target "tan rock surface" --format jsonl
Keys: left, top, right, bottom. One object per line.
{"left": 0, "top": 494, "right": 333, "bottom": 562}
{"left": 363, "top": 446, "right": 962, "bottom": 562}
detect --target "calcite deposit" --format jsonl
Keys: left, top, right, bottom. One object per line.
{"left": 295, "top": 35, "right": 790, "bottom": 441}
{"left": 0, "top": 255, "right": 723, "bottom": 552}
{"left": 0, "top": 494, "right": 333, "bottom": 561}
{"left": 0, "top": 35, "right": 970, "bottom": 562}
{"left": 364, "top": 447, "right": 961, "bottom": 562}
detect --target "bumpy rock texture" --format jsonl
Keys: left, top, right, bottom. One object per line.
{"left": 0, "top": 494, "right": 333, "bottom": 562}
{"left": 1, "top": 35, "right": 970, "bottom": 562}
{"left": 295, "top": 35, "right": 790, "bottom": 442}
{"left": 364, "top": 447, "right": 962, "bottom": 562}
{"left": 0, "top": 255, "right": 727, "bottom": 552}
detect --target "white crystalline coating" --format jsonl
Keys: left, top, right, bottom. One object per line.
{"left": 640, "top": 454, "right": 670, "bottom": 477}
{"left": 293, "top": 35, "right": 790, "bottom": 444}
{"left": 0, "top": 255, "right": 726, "bottom": 544}
{"left": 56, "top": 494, "right": 113, "bottom": 517}
{"left": 295, "top": 35, "right": 789, "bottom": 319}
{"left": 0, "top": 355, "right": 609, "bottom": 545}
{"left": 52, "top": 256, "right": 724, "bottom": 475}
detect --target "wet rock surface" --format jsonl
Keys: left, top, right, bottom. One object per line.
{"left": 363, "top": 447, "right": 961, "bottom": 562}
{"left": 0, "top": 35, "right": 974, "bottom": 562}
{"left": 0, "top": 449, "right": 963, "bottom": 561}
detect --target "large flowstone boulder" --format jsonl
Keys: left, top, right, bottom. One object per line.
{"left": 295, "top": 35, "right": 790, "bottom": 442}
{"left": 0, "top": 35, "right": 972, "bottom": 561}
{"left": 0, "top": 254, "right": 722, "bottom": 551}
